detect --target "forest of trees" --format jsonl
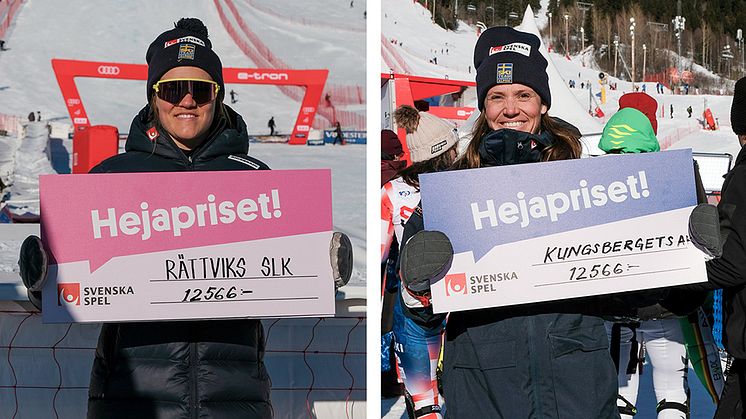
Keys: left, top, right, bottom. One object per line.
{"left": 420, "top": 0, "right": 746, "bottom": 87}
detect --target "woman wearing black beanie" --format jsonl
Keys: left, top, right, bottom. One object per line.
{"left": 396, "top": 27, "right": 624, "bottom": 418}
{"left": 18, "top": 18, "right": 352, "bottom": 419}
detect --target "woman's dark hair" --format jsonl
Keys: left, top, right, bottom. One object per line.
{"left": 452, "top": 111, "right": 582, "bottom": 170}
{"left": 398, "top": 142, "right": 458, "bottom": 190}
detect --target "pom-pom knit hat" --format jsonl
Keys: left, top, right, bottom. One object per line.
{"left": 146, "top": 18, "right": 223, "bottom": 101}
{"left": 394, "top": 105, "right": 458, "bottom": 163}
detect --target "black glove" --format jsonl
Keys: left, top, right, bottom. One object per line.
{"left": 689, "top": 203, "right": 722, "bottom": 258}
{"left": 634, "top": 303, "right": 670, "bottom": 321}
{"left": 399, "top": 231, "right": 453, "bottom": 293}
{"left": 18, "top": 235, "right": 48, "bottom": 310}
{"left": 658, "top": 286, "right": 708, "bottom": 317}
{"left": 330, "top": 231, "right": 353, "bottom": 290}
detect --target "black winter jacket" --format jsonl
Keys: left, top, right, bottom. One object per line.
{"left": 86, "top": 105, "right": 272, "bottom": 419}
{"left": 398, "top": 127, "right": 626, "bottom": 418}
{"left": 685, "top": 144, "right": 746, "bottom": 359}
{"left": 400, "top": 208, "right": 620, "bottom": 419}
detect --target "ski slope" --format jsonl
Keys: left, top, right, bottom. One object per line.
{"left": 0, "top": 2, "right": 367, "bottom": 418}
{"left": 381, "top": 0, "right": 740, "bottom": 158}
{"left": 0, "top": 0, "right": 365, "bottom": 133}
{"left": 0, "top": 0, "right": 367, "bottom": 285}
{"left": 381, "top": 1, "right": 739, "bottom": 418}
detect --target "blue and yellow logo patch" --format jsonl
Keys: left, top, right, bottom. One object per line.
{"left": 178, "top": 44, "right": 195, "bottom": 61}
{"left": 496, "top": 63, "right": 513, "bottom": 84}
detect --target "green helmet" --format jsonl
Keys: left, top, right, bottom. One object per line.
{"left": 598, "top": 108, "right": 660, "bottom": 153}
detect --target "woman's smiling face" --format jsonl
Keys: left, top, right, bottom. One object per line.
{"left": 154, "top": 66, "right": 216, "bottom": 150}
{"left": 483, "top": 83, "right": 547, "bottom": 134}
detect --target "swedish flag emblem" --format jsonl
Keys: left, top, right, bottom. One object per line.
{"left": 178, "top": 44, "right": 195, "bottom": 61}
{"left": 496, "top": 63, "right": 513, "bottom": 84}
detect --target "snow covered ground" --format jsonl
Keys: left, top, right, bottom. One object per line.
{"left": 381, "top": 1, "right": 739, "bottom": 418}
{"left": 0, "top": 0, "right": 365, "bottom": 133}
{"left": 0, "top": 0, "right": 367, "bottom": 287}
{"left": 0, "top": 2, "right": 366, "bottom": 418}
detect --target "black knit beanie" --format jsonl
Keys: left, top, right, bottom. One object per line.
{"left": 145, "top": 18, "right": 223, "bottom": 101}
{"left": 732, "top": 77, "right": 746, "bottom": 135}
{"left": 474, "top": 27, "right": 550, "bottom": 111}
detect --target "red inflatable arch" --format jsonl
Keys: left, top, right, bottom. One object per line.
{"left": 51, "top": 59, "right": 328, "bottom": 144}
{"left": 382, "top": 73, "right": 475, "bottom": 163}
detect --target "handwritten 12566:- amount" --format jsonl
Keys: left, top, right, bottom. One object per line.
{"left": 569, "top": 263, "right": 628, "bottom": 281}
{"left": 182, "top": 286, "right": 239, "bottom": 302}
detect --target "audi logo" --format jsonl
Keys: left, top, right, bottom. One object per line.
{"left": 97, "top": 65, "right": 121, "bottom": 75}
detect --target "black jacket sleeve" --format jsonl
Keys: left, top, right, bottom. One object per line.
{"left": 703, "top": 163, "right": 746, "bottom": 289}
{"left": 397, "top": 203, "right": 448, "bottom": 326}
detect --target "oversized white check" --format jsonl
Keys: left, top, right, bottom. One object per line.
{"left": 419, "top": 149, "right": 707, "bottom": 314}
{"left": 40, "top": 170, "right": 335, "bottom": 323}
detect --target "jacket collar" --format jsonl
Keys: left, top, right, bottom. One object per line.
{"left": 124, "top": 104, "right": 250, "bottom": 164}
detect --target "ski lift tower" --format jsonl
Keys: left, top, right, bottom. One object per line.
{"left": 672, "top": 0, "right": 686, "bottom": 76}
{"left": 507, "top": 10, "right": 518, "bottom": 26}
{"left": 722, "top": 44, "right": 734, "bottom": 78}
{"left": 577, "top": 2, "right": 593, "bottom": 33}
{"left": 737, "top": 29, "right": 744, "bottom": 76}
{"left": 646, "top": 21, "right": 669, "bottom": 65}
{"left": 630, "top": 18, "right": 636, "bottom": 89}
{"left": 486, "top": 5, "right": 495, "bottom": 27}
{"left": 614, "top": 35, "right": 619, "bottom": 78}
{"left": 466, "top": 3, "right": 476, "bottom": 23}
{"left": 564, "top": 14, "right": 570, "bottom": 55}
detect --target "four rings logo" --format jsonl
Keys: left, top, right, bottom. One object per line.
{"left": 66, "top": 98, "right": 81, "bottom": 107}
{"left": 58, "top": 283, "right": 81, "bottom": 306}
{"left": 97, "top": 65, "right": 121, "bottom": 75}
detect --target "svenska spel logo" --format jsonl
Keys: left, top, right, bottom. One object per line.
{"left": 445, "top": 273, "right": 467, "bottom": 296}
{"left": 58, "top": 283, "right": 81, "bottom": 306}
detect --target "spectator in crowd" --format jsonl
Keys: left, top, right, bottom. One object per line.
{"left": 599, "top": 104, "right": 708, "bottom": 419}
{"left": 381, "top": 105, "right": 459, "bottom": 419}
{"left": 396, "top": 26, "right": 629, "bottom": 418}
{"left": 267, "top": 116, "right": 275, "bottom": 136}
{"left": 381, "top": 127, "right": 407, "bottom": 399}
{"left": 333, "top": 121, "right": 345, "bottom": 145}
{"left": 380, "top": 129, "right": 405, "bottom": 186}
{"left": 619, "top": 91, "right": 658, "bottom": 135}
{"left": 679, "top": 76, "right": 746, "bottom": 418}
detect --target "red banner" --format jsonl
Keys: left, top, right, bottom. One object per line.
{"left": 383, "top": 73, "right": 475, "bottom": 163}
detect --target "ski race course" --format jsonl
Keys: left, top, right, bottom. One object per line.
{"left": 0, "top": 0, "right": 743, "bottom": 417}
{"left": 381, "top": 0, "right": 739, "bottom": 418}
{"left": 0, "top": 1, "right": 366, "bottom": 418}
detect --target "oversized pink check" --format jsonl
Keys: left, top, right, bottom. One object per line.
{"left": 39, "top": 170, "right": 334, "bottom": 323}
